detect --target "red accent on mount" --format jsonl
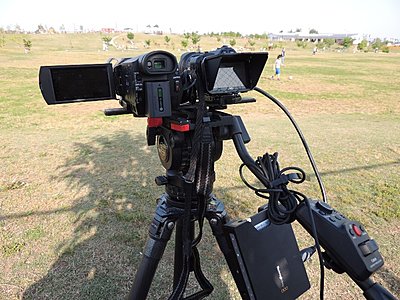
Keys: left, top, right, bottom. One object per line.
{"left": 171, "top": 123, "right": 190, "bottom": 132}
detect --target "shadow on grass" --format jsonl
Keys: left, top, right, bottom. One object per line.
{"left": 375, "top": 267, "right": 400, "bottom": 297}
{"left": 21, "top": 131, "right": 233, "bottom": 299}
{"left": 311, "top": 160, "right": 400, "bottom": 178}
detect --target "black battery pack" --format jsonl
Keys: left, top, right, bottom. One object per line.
{"left": 224, "top": 209, "right": 310, "bottom": 300}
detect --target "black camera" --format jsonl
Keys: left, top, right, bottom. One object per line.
{"left": 39, "top": 46, "right": 268, "bottom": 118}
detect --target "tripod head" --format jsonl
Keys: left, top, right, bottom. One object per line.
{"left": 149, "top": 108, "right": 250, "bottom": 203}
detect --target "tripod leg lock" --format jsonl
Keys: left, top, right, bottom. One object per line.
{"left": 143, "top": 216, "right": 175, "bottom": 260}
{"left": 129, "top": 217, "right": 176, "bottom": 300}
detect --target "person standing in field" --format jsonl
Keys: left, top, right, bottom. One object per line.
{"left": 281, "top": 47, "right": 286, "bottom": 63}
{"left": 271, "top": 54, "right": 283, "bottom": 80}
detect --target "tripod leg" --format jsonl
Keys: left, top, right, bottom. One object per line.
{"left": 206, "top": 198, "right": 251, "bottom": 300}
{"left": 128, "top": 203, "right": 176, "bottom": 300}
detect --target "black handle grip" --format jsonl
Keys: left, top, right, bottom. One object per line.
{"left": 296, "top": 199, "right": 384, "bottom": 281}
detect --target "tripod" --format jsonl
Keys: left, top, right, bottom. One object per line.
{"left": 128, "top": 111, "right": 254, "bottom": 300}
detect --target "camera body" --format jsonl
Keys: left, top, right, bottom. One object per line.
{"left": 39, "top": 46, "right": 268, "bottom": 118}
{"left": 113, "top": 51, "right": 182, "bottom": 117}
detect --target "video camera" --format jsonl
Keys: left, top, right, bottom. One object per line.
{"left": 39, "top": 46, "right": 268, "bottom": 118}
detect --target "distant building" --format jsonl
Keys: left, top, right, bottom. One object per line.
{"left": 268, "top": 33, "right": 358, "bottom": 44}
{"left": 101, "top": 28, "right": 115, "bottom": 34}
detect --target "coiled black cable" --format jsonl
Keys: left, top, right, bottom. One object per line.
{"left": 239, "top": 152, "right": 307, "bottom": 224}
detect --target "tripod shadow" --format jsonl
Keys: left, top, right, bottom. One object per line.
{"left": 22, "top": 131, "right": 232, "bottom": 299}
{"left": 310, "top": 160, "right": 400, "bottom": 178}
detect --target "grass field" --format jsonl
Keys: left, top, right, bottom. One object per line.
{"left": 0, "top": 32, "right": 399, "bottom": 299}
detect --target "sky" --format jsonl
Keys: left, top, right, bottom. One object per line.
{"left": 0, "top": 0, "right": 399, "bottom": 39}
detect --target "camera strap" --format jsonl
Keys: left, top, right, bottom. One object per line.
{"left": 170, "top": 85, "right": 213, "bottom": 299}
{"left": 167, "top": 168, "right": 196, "bottom": 300}
{"left": 191, "top": 86, "right": 213, "bottom": 248}
{"left": 170, "top": 146, "right": 213, "bottom": 300}
{"left": 184, "top": 90, "right": 207, "bottom": 184}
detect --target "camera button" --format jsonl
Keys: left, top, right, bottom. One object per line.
{"left": 352, "top": 224, "right": 362, "bottom": 237}
{"left": 175, "top": 80, "right": 180, "bottom": 92}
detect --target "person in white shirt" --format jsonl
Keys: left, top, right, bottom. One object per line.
{"left": 271, "top": 54, "right": 283, "bottom": 80}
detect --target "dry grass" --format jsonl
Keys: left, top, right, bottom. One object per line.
{"left": 0, "top": 33, "right": 399, "bottom": 299}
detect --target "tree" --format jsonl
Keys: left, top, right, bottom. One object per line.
{"left": 357, "top": 39, "right": 368, "bottom": 51}
{"left": 164, "top": 36, "right": 171, "bottom": 44}
{"left": 183, "top": 32, "right": 191, "bottom": 40}
{"left": 145, "top": 39, "right": 151, "bottom": 47}
{"left": 127, "top": 32, "right": 134, "bottom": 41}
{"left": 323, "top": 38, "right": 335, "bottom": 48}
{"left": 23, "top": 39, "right": 32, "bottom": 53}
{"left": 296, "top": 28, "right": 302, "bottom": 32}
{"left": 316, "top": 42, "right": 325, "bottom": 50}
{"left": 309, "top": 28, "right": 318, "bottom": 34}
{"left": 254, "top": 33, "right": 268, "bottom": 40}
{"left": 191, "top": 32, "right": 200, "bottom": 45}
{"left": 102, "top": 36, "right": 112, "bottom": 51}
{"left": 59, "top": 24, "right": 66, "bottom": 33}
{"left": 381, "top": 46, "right": 389, "bottom": 53}
{"left": 248, "top": 40, "right": 256, "bottom": 47}
{"left": 342, "top": 37, "right": 353, "bottom": 48}
{"left": 35, "top": 24, "right": 46, "bottom": 34}
{"left": 296, "top": 40, "right": 307, "bottom": 48}
{"left": 229, "top": 39, "right": 236, "bottom": 47}
{"left": 371, "top": 38, "right": 383, "bottom": 51}
{"left": 102, "top": 36, "right": 112, "bottom": 45}
{"left": 181, "top": 39, "right": 188, "bottom": 48}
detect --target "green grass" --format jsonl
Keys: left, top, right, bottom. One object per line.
{"left": 24, "top": 227, "right": 45, "bottom": 241}
{"left": 0, "top": 33, "right": 399, "bottom": 299}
